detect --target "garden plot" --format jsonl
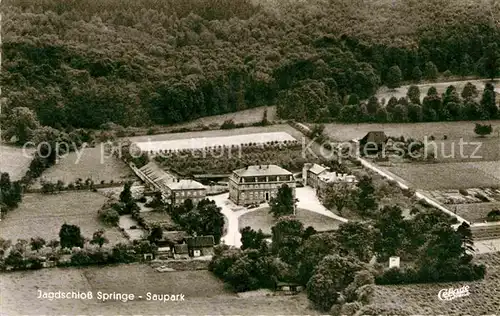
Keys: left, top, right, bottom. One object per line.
{"left": 0, "top": 192, "right": 126, "bottom": 244}
{"left": 450, "top": 202, "right": 500, "bottom": 222}
{"left": 133, "top": 131, "right": 297, "bottom": 153}
{"left": 385, "top": 161, "right": 500, "bottom": 190}
{"left": 0, "top": 144, "right": 34, "bottom": 180}
{"left": 423, "top": 188, "right": 500, "bottom": 205}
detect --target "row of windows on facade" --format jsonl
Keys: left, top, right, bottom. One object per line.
{"left": 240, "top": 191, "right": 276, "bottom": 199}
{"left": 237, "top": 176, "right": 294, "bottom": 183}
{"left": 171, "top": 190, "right": 205, "bottom": 197}
{"left": 175, "top": 198, "right": 202, "bottom": 204}
{"left": 232, "top": 183, "right": 293, "bottom": 190}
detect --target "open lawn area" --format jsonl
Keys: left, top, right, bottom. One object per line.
{"left": 0, "top": 264, "right": 321, "bottom": 315}
{"left": 127, "top": 123, "right": 303, "bottom": 143}
{"left": 0, "top": 144, "right": 34, "bottom": 181}
{"left": 36, "top": 147, "right": 136, "bottom": 186}
{"left": 238, "top": 208, "right": 342, "bottom": 235}
{"left": 0, "top": 192, "right": 126, "bottom": 244}
{"left": 384, "top": 161, "right": 500, "bottom": 190}
{"left": 451, "top": 202, "right": 500, "bottom": 223}
{"left": 371, "top": 252, "right": 500, "bottom": 315}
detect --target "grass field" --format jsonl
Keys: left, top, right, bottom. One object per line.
{"left": 0, "top": 144, "right": 34, "bottom": 181}
{"left": 166, "top": 106, "right": 277, "bottom": 129}
{"left": 0, "top": 264, "right": 321, "bottom": 315}
{"left": 0, "top": 192, "right": 126, "bottom": 244}
{"left": 238, "top": 208, "right": 342, "bottom": 235}
{"left": 36, "top": 147, "right": 136, "bottom": 185}
{"left": 384, "top": 161, "right": 500, "bottom": 190}
{"left": 371, "top": 252, "right": 500, "bottom": 315}
{"left": 323, "top": 120, "right": 500, "bottom": 142}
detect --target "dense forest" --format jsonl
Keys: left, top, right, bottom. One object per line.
{"left": 1, "top": 0, "right": 500, "bottom": 129}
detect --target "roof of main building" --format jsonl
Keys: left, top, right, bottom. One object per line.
{"left": 233, "top": 165, "right": 292, "bottom": 177}
{"left": 168, "top": 179, "right": 206, "bottom": 190}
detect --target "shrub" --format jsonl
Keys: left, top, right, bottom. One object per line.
{"left": 487, "top": 209, "right": 500, "bottom": 222}
{"left": 70, "top": 250, "right": 92, "bottom": 266}
{"left": 99, "top": 208, "right": 120, "bottom": 226}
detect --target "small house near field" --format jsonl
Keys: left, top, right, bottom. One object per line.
{"left": 186, "top": 235, "right": 215, "bottom": 257}
{"left": 359, "top": 131, "right": 387, "bottom": 155}
{"left": 173, "top": 243, "right": 189, "bottom": 259}
{"left": 275, "top": 282, "right": 304, "bottom": 295}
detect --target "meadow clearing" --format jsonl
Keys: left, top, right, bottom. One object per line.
{"left": 0, "top": 265, "right": 321, "bottom": 315}
{"left": 371, "top": 252, "right": 500, "bottom": 315}
{"left": 238, "top": 208, "right": 342, "bottom": 235}
{"left": 166, "top": 105, "right": 278, "bottom": 129}
{"left": 0, "top": 144, "right": 34, "bottom": 181}
{"left": 0, "top": 192, "right": 126, "bottom": 244}
{"left": 36, "top": 147, "right": 136, "bottom": 186}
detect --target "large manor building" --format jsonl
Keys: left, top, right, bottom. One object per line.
{"left": 229, "top": 165, "right": 296, "bottom": 206}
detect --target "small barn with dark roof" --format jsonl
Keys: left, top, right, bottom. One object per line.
{"left": 186, "top": 235, "right": 215, "bottom": 257}
{"left": 359, "top": 131, "right": 387, "bottom": 155}
{"left": 173, "top": 243, "right": 189, "bottom": 259}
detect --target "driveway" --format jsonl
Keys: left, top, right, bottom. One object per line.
{"left": 212, "top": 187, "right": 348, "bottom": 248}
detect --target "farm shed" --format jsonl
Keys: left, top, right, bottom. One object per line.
{"left": 186, "top": 235, "right": 215, "bottom": 257}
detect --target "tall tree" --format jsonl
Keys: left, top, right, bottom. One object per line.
{"left": 30, "top": 237, "right": 46, "bottom": 252}
{"left": 271, "top": 216, "right": 304, "bottom": 265}
{"left": 90, "top": 230, "right": 109, "bottom": 248}
{"left": 424, "top": 61, "right": 438, "bottom": 80}
{"left": 374, "top": 206, "right": 407, "bottom": 260}
{"left": 355, "top": 175, "right": 378, "bottom": 217}
{"left": 482, "top": 43, "right": 500, "bottom": 80}
{"left": 323, "top": 183, "right": 354, "bottom": 216}
{"left": 335, "top": 221, "right": 375, "bottom": 262}
{"left": 407, "top": 85, "right": 421, "bottom": 104}
{"left": 240, "top": 226, "right": 266, "bottom": 250}
{"left": 480, "top": 83, "right": 498, "bottom": 119}
{"left": 307, "top": 255, "right": 364, "bottom": 311}
{"left": 1, "top": 107, "right": 40, "bottom": 144}
{"left": 59, "top": 224, "right": 85, "bottom": 249}
{"left": 386, "top": 65, "right": 403, "bottom": 89}
{"left": 269, "top": 184, "right": 295, "bottom": 219}
{"left": 461, "top": 82, "right": 479, "bottom": 100}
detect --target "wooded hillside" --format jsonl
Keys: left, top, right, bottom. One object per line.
{"left": 2, "top": 0, "right": 499, "bottom": 128}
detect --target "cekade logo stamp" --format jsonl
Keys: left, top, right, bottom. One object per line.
{"left": 438, "top": 285, "right": 471, "bottom": 301}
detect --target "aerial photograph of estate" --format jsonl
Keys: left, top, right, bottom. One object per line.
{"left": 0, "top": 0, "right": 499, "bottom": 315}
